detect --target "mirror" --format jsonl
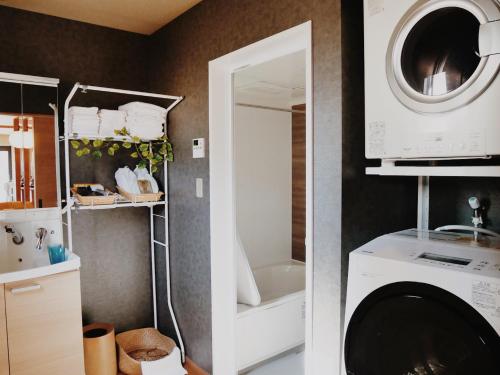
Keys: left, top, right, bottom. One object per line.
{"left": 0, "top": 79, "right": 59, "bottom": 210}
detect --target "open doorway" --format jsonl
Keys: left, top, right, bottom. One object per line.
{"left": 209, "top": 22, "right": 312, "bottom": 375}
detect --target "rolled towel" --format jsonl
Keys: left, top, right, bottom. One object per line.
{"left": 68, "top": 106, "right": 98, "bottom": 115}
{"left": 119, "top": 101, "right": 167, "bottom": 117}
{"left": 99, "top": 110, "right": 127, "bottom": 137}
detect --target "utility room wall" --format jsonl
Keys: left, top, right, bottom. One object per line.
{"left": 235, "top": 105, "right": 292, "bottom": 269}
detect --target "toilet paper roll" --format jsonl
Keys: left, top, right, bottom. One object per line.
{"left": 83, "top": 323, "right": 117, "bottom": 375}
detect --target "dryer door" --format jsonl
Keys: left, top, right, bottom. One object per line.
{"left": 386, "top": 0, "right": 500, "bottom": 113}
{"left": 344, "top": 282, "right": 500, "bottom": 375}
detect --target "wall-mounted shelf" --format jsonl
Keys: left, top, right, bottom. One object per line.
{"left": 62, "top": 82, "right": 185, "bottom": 363}
{"left": 367, "top": 161, "right": 500, "bottom": 177}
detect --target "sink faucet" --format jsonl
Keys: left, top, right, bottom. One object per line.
{"left": 4, "top": 225, "right": 24, "bottom": 245}
{"left": 35, "top": 227, "right": 48, "bottom": 251}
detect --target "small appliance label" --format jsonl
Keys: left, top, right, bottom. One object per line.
{"left": 472, "top": 280, "right": 500, "bottom": 318}
{"left": 367, "top": 0, "right": 384, "bottom": 16}
{"left": 368, "top": 121, "right": 386, "bottom": 156}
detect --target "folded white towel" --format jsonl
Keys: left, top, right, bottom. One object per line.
{"left": 99, "top": 110, "right": 127, "bottom": 137}
{"left": 68, "top": 106, "right": 98, "bottom": 115}
{"left": 99, "top": 109, "right": 126, "bottom": 119}
{"left": 69, "top": 114, "right": 100, "bottom": 136}
{"left": 128, "top": 124, "right": 164, "bottom": 140}
{"left": 126, "top": 113, "right": 166, "bottom": 124}
{"left": 119, "top": 101, "right": 167, "bottom": 117}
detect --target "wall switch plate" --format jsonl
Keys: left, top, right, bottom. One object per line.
{"left": 196, "top": 178, "right": 203, "bottom": 198}
{"left": 193, "top": 138, "right": 205, "bottom": 158}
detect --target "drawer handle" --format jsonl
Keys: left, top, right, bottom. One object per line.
{"left": 10, "top": 284, "right": 41, "bottom": 295}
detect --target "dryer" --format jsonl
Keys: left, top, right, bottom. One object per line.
{"left": 364, "top": 0, "right": 500, "bottom": 160}
{"left": 342, "top": 229, "right": 500, "bottom": 375}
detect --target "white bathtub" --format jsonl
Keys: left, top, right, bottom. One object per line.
{"left": 236, "top": 261, "right": 306, "bottom": 371}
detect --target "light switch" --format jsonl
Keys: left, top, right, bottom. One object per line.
{"left": 196, "top": 178, "right": 203, "bottom": 198}
{"left": 193, "top": 138, "right": 205, "bottom": 158}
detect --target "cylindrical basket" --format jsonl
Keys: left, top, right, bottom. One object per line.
{"left": 116, "top": 328, "right": 177, "bottom": 375}
{"left": 83, "top": 323, "right": 117, "bottom": 375}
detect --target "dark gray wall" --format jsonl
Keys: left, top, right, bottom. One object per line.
{"left": 146, "top": 0, "right": 417, "bottom": 372}
{"left": 0, "top": 6, "right": 154, "bottom": 332}
{"left": 340, "top": 0, "right": 418, "bottom": 318}
{"left": 429, "top": 177, "right": 500, "bottom": 232}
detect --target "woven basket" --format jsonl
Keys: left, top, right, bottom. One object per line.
{"left": 116, "top": 328, "right": 176, "bottom": 375}
{"left": 71, "top": 187, "right": 117, "bottom": 206}
{"left": 117, "top": 187, "right": 164, "bottom": 203}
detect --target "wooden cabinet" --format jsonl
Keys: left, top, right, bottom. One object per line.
{"left": 0, "top": 285, "right": 9, "bottom": 375}
{"left": 2, "top": 271, "right": 84, "bottom": 375}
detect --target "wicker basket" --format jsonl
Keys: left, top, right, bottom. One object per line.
{"left": 71, "top": 186, "right": 117, "bottom": 206}
{"left": 117, "top": 187, "right": 164, "bottom": 203}
{"left": 116, "top": 328, "right": 176, "bottom": 375}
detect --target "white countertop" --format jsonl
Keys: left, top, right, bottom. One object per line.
{"left": 0, "top": 253, "right": 81, "bottom": 284}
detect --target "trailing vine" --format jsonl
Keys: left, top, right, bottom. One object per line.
{"left": 70, "top": 127, "right": 173, "bottom": 173}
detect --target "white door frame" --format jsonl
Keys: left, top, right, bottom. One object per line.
{"left": 209, "top": 22, "right": 313, "bottom": 375}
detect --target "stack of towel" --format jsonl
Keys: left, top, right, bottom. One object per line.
{"left": 68, "top": 107, "right": 99, "bottom": 136}
{"left": 98, "top": 109, "right": 126, "bottom": 137}
{"left": 119, "top": 102, "right": 167, "bottom": 140}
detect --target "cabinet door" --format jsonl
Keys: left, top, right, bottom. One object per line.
{"left": 5, "top": 271, "right": 84, "bottom": 375}
{"left": 0, "top": 284, "right": 9, "bottom": 375}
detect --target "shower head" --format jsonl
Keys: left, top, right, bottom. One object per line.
{"left": 468, "top": 197, "right": 480, "bottom": 210}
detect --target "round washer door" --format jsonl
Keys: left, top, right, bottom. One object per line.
{"left": 344, "top": 282, "right": 500, "bottom": 375}
{"left": 386, "top": 0, "right": 500, "bottom": 113}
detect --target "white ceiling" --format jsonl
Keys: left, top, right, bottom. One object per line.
{"left": 0, "top": 0, "right": 202, "bottom": 35}
{"left": 234, "top": 50, "right": 306, "bottom": 109}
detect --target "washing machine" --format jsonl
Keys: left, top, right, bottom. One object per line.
{"left": 364, "top": 0, "right": 500, "bottom": 160}
{"left": 342, "top": 229, "right": 500, "bottom": 375}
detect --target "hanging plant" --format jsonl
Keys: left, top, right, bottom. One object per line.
{"left": 70, "top": 127, "right": 173, "bottom": 173}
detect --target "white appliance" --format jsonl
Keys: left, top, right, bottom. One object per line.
{"left": 343, "top": 229, "right": 500, "bottom": 375}
{"left": 364, "top": 0, "right": 500, "bottom": 160}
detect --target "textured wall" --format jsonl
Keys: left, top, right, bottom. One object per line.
{"left": 147, "top": 0, "right": 345, "bottom": 372}
{"left": 0, "top": 6, "right": 154, "bottom": 331}
{"left": 340, "top": 0, "right": 418, "bottom": 324}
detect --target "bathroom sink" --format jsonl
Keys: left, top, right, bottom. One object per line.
{"left": 0, "top": 251, "right": 80, "bottom": 284}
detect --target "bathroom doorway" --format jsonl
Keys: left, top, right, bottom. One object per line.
{"left": 209, "top": 22, "right": 312, "bottom": 375}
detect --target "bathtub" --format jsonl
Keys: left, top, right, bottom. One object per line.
{"left": 236, "top": 261, "right": 305, "bottom": 371}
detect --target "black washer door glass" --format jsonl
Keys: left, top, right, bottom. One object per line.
{"left": 345, "top": 282, "right": 500, "bottom": 375}
{"left": 401, "top": 7, "right": 481, "bottom": 96}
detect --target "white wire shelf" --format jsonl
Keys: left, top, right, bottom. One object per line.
{"left": 61, "top": 135, "right": 161, "bottom": 142}
{"left": 366, "top": 164, "right": 500, "bottom": 177}
{"left": 72, "top": 199, "right": 166, "bottom": 210}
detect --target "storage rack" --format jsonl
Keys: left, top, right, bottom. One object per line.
{"left": 62, "top": 83, "right": 185, "bottom": 362}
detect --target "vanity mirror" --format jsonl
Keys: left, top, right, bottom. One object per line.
{"left": 0, "top": 73, "right": 60, "bottom": 211}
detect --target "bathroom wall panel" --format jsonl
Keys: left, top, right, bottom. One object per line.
{"left": 235, "top": 105, "right": 292, "bottom": 269}
{"left": 292, "top": 104, "right": 306, "bottom": 262}
{"left": 0, "top": 5, "right": 153, "bottom": 332}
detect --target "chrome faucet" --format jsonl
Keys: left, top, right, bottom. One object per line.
{"left": 4, "top": 225, "right": 24, "bottom": 245}
{"left": 35, "top": 227, "right": 48, "bottom": 251}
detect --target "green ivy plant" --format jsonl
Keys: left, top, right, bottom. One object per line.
{"left": 70, "top": 127, "right": 173, "bottom": 173}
